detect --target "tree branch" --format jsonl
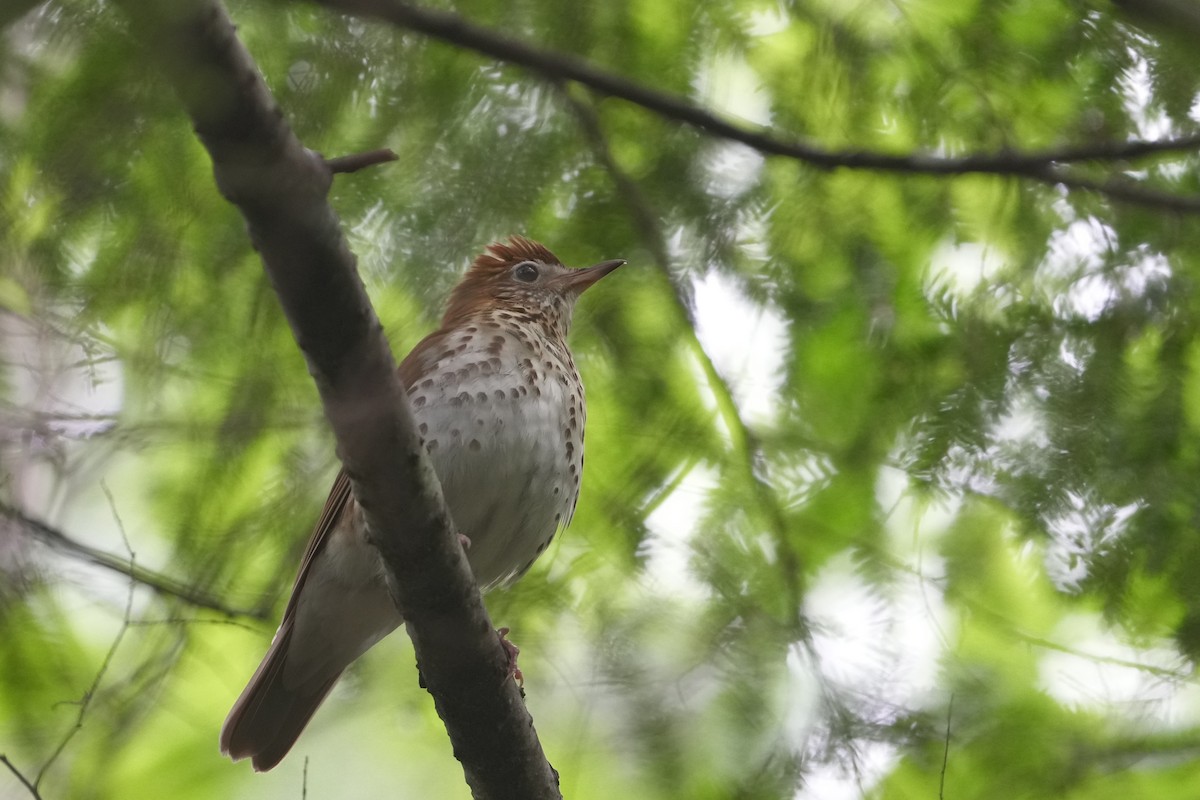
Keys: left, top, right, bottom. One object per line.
{"left": 315, "top": 0, "right": 1200, "bottom": 211}
{"left": 1, "top": 503, "right": 263, "bottom": 620}
{"left": 1004, "top": 163, "right": 1200, "bottom": 213}
{"left": 0, "top": 755, "right": 42, "bottom": 800}
{"left": 324, "top": 147, "right": 398, "bottom": 174}
{"left": 562, "top": 88, "right": 807, "bottom": 627}
{"left": 110, "top": 1, "right": 559, "bottom": 797}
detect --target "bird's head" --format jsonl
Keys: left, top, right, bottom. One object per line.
{"left": 442, "top": 236, "right": 624, "bottom": 337}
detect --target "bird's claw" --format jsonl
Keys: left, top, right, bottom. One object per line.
{"left": 497, "top": 627, "right": 524, "bottom": 687}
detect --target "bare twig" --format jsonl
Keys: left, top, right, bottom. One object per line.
{"left": 102, "top": 482, "right": 132, "bottom": 555}
{"left": 34, "top": 485, "right": 136, "bottom": 788}
{"left": 325, "top": 147, "right": 398, "bottom": 174}
{"left": 981, "top": 610, "right": 1191, "bottom": 680}
{"left": 126, "top": 617, "right": 258, "bottom": 631}
{"left": 316, "top": 0, "right": 1200, "bottom": 211}
{"left": 1034, "top": 135, "right": 1200, "bottom": 164}
{"left": 940, "top": 694, "right": 953, "bottom": 800}
{"left": 1, "top": 503, "right": 264, "bottom": 620}
{"left": 0, "top": 755, "right": 43, "bottom": 800}
{"left": 1015, "top": 164, "right": 1200, "bottom": 213}
{"left": 867, "top": 535, "right": 1195, "bottom": 682}
{"left": 557, "top": 87, "right": 671, "bottom": 286}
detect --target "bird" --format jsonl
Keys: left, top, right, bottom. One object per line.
{"left": 219, "top": 236, "right": 623, "bottom": 771}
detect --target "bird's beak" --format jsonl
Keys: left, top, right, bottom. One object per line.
{"left": 560, "top": 259, "right": 626, "bottom": 294}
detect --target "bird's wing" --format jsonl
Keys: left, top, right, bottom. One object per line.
{"left": 221, "top": 329, "right": 452, "bottom": 769}
{"left": 277, "top": 327, "right": 450, "bottom": 621}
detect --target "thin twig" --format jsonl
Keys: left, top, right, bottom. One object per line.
{"left": 0, "top": 755, "right": 43, "bottom": 800}
{"left": 102, "top": 482, "right": 133, "bottom": 557}
{"left": 34, "top": 485, "right": 136, "bottom": 788}
{"left": 940, "top": 694, "right": 953, "bottom": 800}
{"left": 318, "top": 0, "right": 1200, "bottom": 212}
{"left": 1016, "top": 164, "right": 1200, "bottom": 212}
{"left": 126, "top": 617, "right": 258, "bottom": 631}
{"left": 868, "top": 538, "right": 1194, "bottom": 682}
{"left": 325, "top": 147, "right": 398, "bottom": 174}
{"left": 1, "top": 503, "right": 264, "bottom": 620}
{"left": 979, "top": 609, "right": 1191, "bottom": 680}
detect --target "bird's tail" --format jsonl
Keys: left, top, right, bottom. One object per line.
{"left": 219, "top": 624, "right": 342, "bottom": 772}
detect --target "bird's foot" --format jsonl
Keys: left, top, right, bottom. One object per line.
{"left": 497, "top": 627, "right": 524, "bottom": 687}
{"left": 457, "top": 532, "right": 472, "bottom": 550}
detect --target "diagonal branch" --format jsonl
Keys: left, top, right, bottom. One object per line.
{"left": 562, "top": 88, "right": 807, "bottom": 627}
{"left": 0, "top": 755, "right": 42, "bottom": 800}
{"left": 315, "top": 0, "right": 1200, "bottom": 211}
{"left": 1, "top": 503, "right": 264, "bottom": 620}
{"left": 110, "top": 1, "right": 559, "bottom": 797}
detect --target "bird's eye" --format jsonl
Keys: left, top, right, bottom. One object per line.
{"left": 513, "top": 262, "right": 540, "bottom": 283}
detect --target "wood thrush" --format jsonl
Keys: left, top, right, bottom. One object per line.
{"left": 220, "top": 236, "right": 623, "bottom": 771}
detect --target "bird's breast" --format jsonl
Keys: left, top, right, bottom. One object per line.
{"left": 407, "top": 324, "right": 585, "bottom": 588}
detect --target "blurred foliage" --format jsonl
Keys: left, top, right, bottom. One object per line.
{"left": 3, "top": 0, "right": 1200, "bottom": 797}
